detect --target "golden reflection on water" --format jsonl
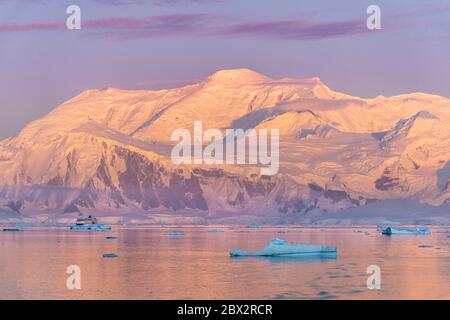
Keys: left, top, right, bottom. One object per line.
{"left": 0, "top": 227, "right": 449, "bottom": 299}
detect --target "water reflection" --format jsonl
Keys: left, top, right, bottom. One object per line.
{"left": 231, "top": 253, "right": 337, "bottom": 263}
{"left": 0, "top": 226, "right": 449, "bottom": 299}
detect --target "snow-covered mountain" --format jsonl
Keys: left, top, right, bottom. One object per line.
{"left": 1, "top": 68, "right": 450, "bottom": 224}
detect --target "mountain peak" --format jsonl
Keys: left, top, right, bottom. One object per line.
{"left": 395, "top": 111, "right": 439, "bottom": 130}
{"left": 380, "top": 110, "right": 442, "bottom": 147}
{"left": 310, "top": 76, "right": 323, "bottom": 83}
{"left": 413, "top": 110, "right": 438, "bottom": 120}
{"left": 206, "top": 68, "right": 270, "bottom": 83}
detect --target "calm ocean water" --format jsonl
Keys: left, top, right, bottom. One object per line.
{"left": 0, "top": 226, "right": 449, "bottom": 299}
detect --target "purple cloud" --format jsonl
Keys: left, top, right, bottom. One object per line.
{"left": 84, "top": 13, "right": 219, "bottom": 40}
{"left": 92, "top": 0, "right": 223, "bottom": 5}
{"left": 0, "top": 13, "right": 371, "bottom": 41}
{"left": 0, "top": 0, "right": 219, "bottom": 6}
{"left": 0, "top": 13, "right": 216, "bottom": 35}
{"left": 151, "top": 0, "right": 222, "bottom": 6}
{"left": 220, "top": 19, "right": 368, "bottom": 40}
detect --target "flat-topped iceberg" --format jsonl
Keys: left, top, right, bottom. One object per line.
{"left": 381, "top": 227, "right": 430, "bottom": 236}
{"left": 230, "top": 238, "right": 337, "bottom": 257}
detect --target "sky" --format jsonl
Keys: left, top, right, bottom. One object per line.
{"left": 0, "top": 0, "right": 449, "bottom": 138}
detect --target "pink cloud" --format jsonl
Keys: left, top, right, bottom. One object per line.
{"left": 0, "top": 22, "right": 65, "bottom": 32}
{"left": 0, "top": 13, "right": 371, "bottom": 41}
{"left": 0, "top": 13, "right": 216, "bottom": 35}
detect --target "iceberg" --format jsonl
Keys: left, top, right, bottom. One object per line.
{"left": 70, "top": 224, "right": 111, "bottom": 232}
{"left": 230, "top": 238, "right": 337, "bottom": 257}
{"left": 102, "top": 253, "right": 118, "bottom": 258}
{"left": 2, "top": 226, "right": 24, "bottom": 232}
{"left": 164, "top": 231, "right": 185, "bottom": 236}
{"left": 381, "top": 227, "right": 430, "bottom": 236}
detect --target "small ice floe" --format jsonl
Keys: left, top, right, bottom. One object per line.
{"left": 102, "top": 253, "right": 118, "bottom": 258}
{"left": 2, "top": 226, "right": 24, "bottom": 232}
{"left": 277, "top": 230, "right": 287, "bottom": 234}
{"left": 70, "top": 224, "right": 111, "bottom": 232}
{"left": 164, "top": 231, "right": 185, "bottom": 236}
{"left": 105, "top": 236, "right": 118, "bottom": 240}
{"left": 246, "top": 224, "right": 261, "bottom": 229}
{"left": 418, "top": 245, "right": 433, "bottom": 248}
{"left": 381, "top": 227, "right": 430, "bottom": 236}
{"left": 208, "top": 229, "right": 224, "bottom": 233}
{"left": 229, "top": 238, "right": 337, "bottom": 257}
